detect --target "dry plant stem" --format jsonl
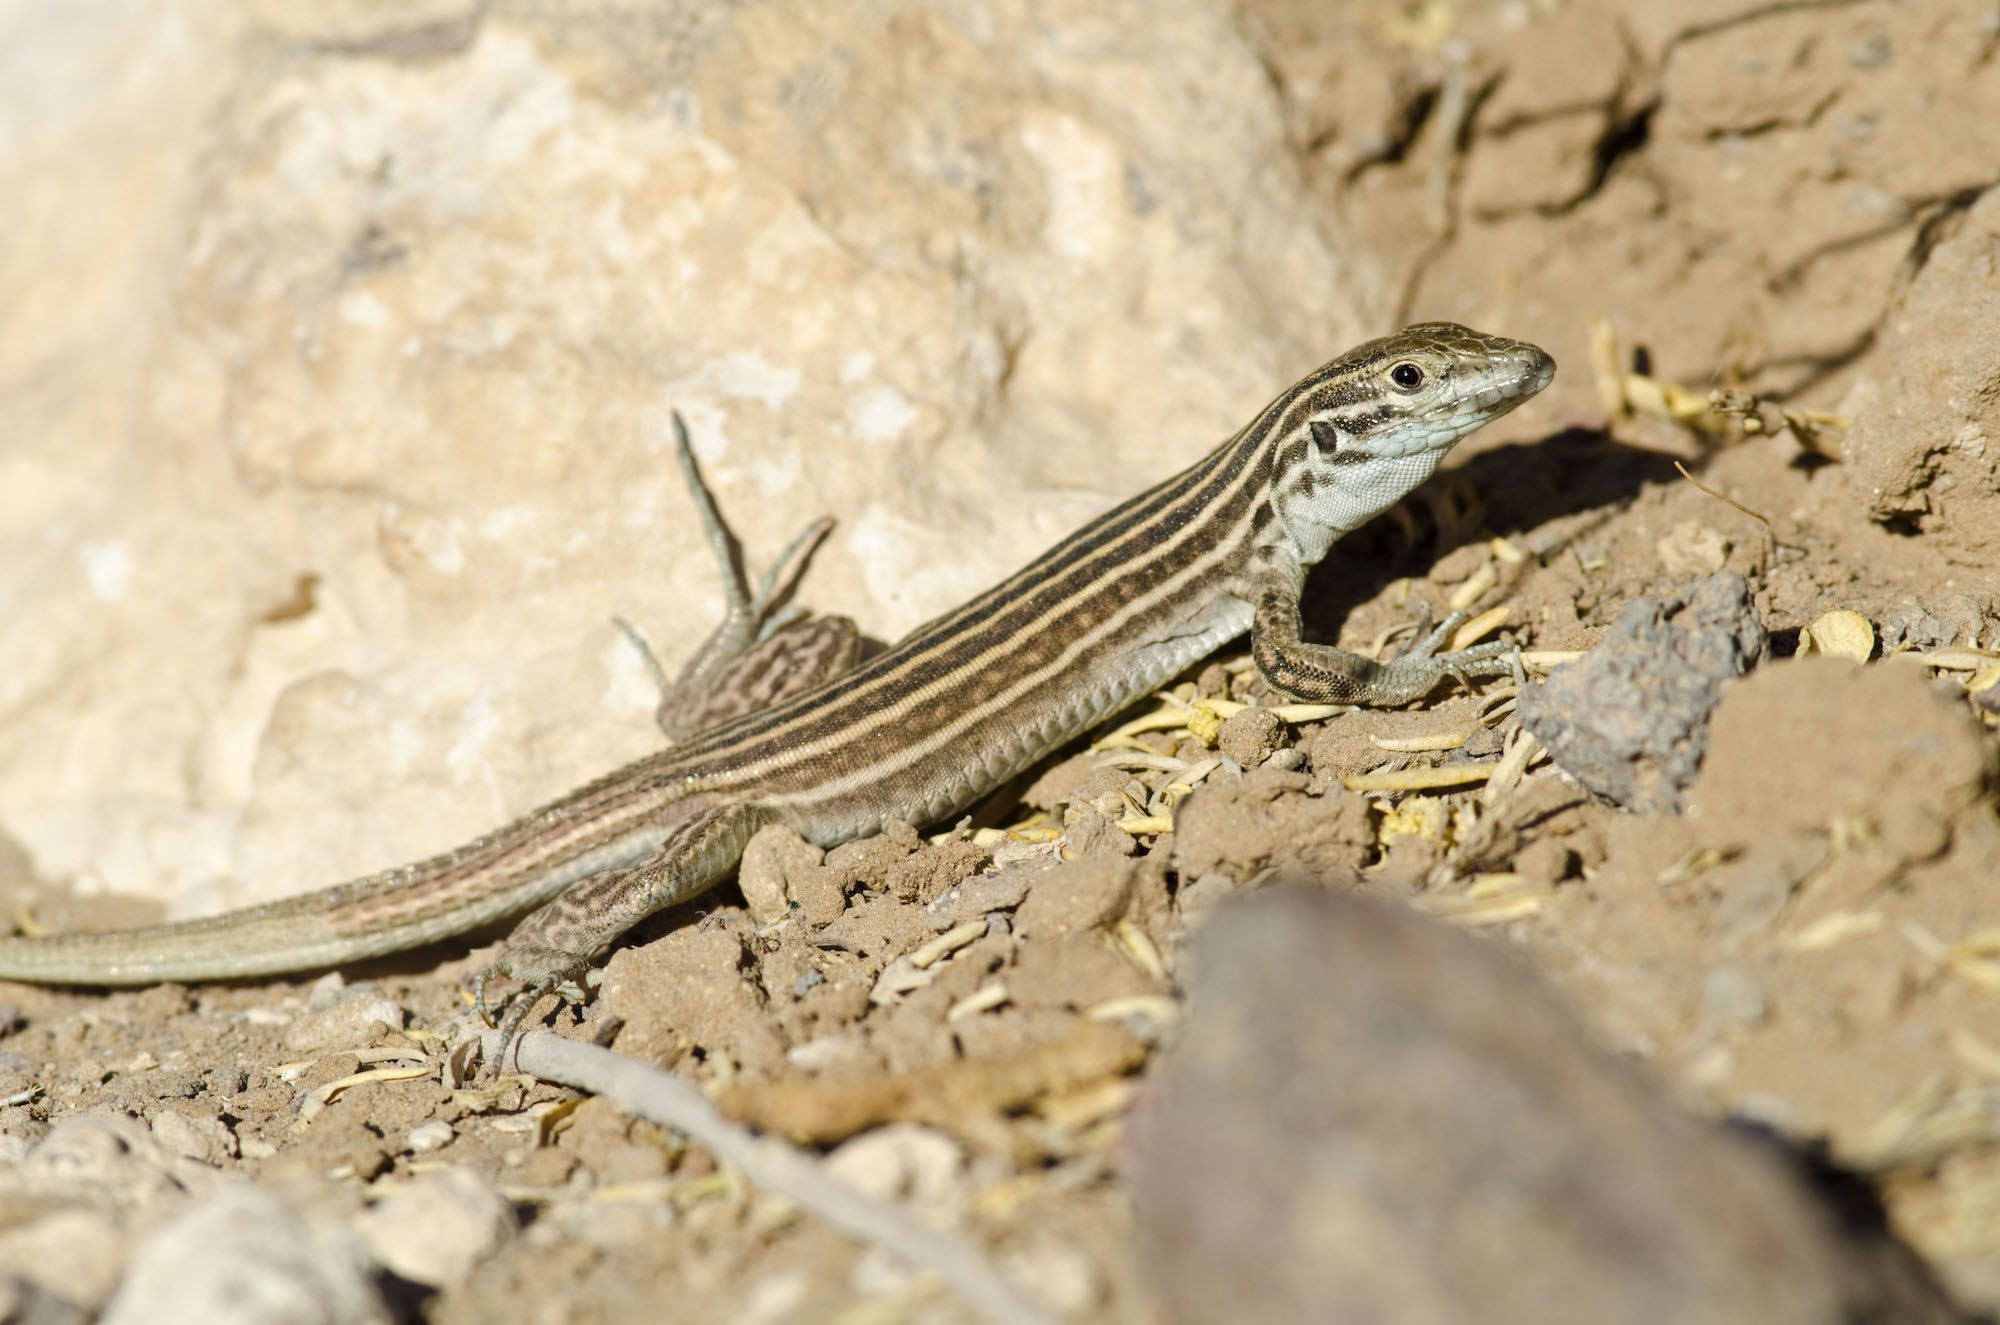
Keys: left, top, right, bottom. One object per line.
{"left": 485, "top": 1030, "right": 1057, "bottom": 1325}
{"left": 1674, "top": 459, "right": 1777, "bottom": 569}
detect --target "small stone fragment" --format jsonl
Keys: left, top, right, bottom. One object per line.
{"left": 822, "top": 1124, "right": 966, "bottom": 1223}
{"left": 1003, "top": 1234, "right": 1105, "bottom": 1315}
{"left": 1701, "top": 964, "right": 1770, "bottom": 1030}
{"left": 1216, "top": 705, "right": 1286, "bottom": 769}
{"left": 149, "top": 1110, "right": 237, "bottom": 1166}
{"left": 923, "top": 869, "right": 1035, "bottom": 931}
{"left": 353, "top": 1168, "right": 514, "bottom": 1290}
{"left": 1262, "top": 746, "right": 1305, "bottom": 771}
{"left": 738, "top": 823, "right": 824, "bottom": 927}
{"left": 1876, "top": 594, "right": 1990, "bottom": 653}
{"left": 1519, "top": 571, "right": 1767, "bottom": 812}
{"left": 405, "top": 1120, "right": 455, "bottom": 1154}
{"left": 1061, "top": 806, "right": 1137, "bottom": 858}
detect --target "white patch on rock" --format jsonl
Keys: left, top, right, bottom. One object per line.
{"left": 747, "top": 450, "right": 802, "bottom": 495}
{"left": 699, "top": 350, "right": 803, "bottom": 410}
{"left": 1017, "top": 111, "right": 1123, "bottom": 261}
{"left": 847, "top": 383, "right": 918, "bottom": 445}
{"left": 480, "top": 505, "right": 534, "bottom": 539}
{"left": 338, "top": 289, "right": 390, "bottom": 328}
{"left": 847, "top": 502, "right": 989, "bottom": 631}
{"left": 79, "top": 540, "right": 132, "bottom": 601}
{"left": 445, "top": 695, "right": 500, "bottom": 783}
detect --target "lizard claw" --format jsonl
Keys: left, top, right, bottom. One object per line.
{"left": 473, "top": 944, "right": 596, "bottom": 1069}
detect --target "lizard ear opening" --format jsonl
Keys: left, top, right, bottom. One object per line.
{"left": 1309, "top": 418, "right": 1342, "bottom": 452}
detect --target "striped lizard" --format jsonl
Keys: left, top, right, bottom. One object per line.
{"left": 0, "top": 323, "right": 1554, "bottom": 1027}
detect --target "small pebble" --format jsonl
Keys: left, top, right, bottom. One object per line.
{"left": 1216, "top": 706, "right": 1285, "bottom": 768}
{"left": 354, "top": 1168, "right": 514, "bottom": 1290}
{"left": 406, "top": 1120, "right": 455, "bottom": 1154}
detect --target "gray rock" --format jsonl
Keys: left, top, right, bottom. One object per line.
{"left": 1130, "top": 886, "right": 1961, "bottom": 1325}
{"left": 1519, "top": 571, "right": 1766, "bottom": 811}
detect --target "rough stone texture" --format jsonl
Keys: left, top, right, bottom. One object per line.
{"left": 1130, "top": 887, "right": 1964, "bottom": 1325}
{"left": 1877, "top": 593, "right": 1994, "bottom": 654}
{"left": 1839, "top": 187, "right": 2000, "bottom": 561}
{"left": 0, "top": 0, "right": 1377, "bottom": 917}
{"left": 1519, "top": 572, "right": 1767, "bottom": 813}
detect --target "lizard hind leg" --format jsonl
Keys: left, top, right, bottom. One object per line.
{"left": 617, "top": 411, "right": 860, "bottom": 742}
{"left": 478, "top": 800, "right": 768, "bottom": 1055}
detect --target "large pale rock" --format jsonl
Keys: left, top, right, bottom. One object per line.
{"left": 0, "top": 0, "right": 1379, "bottom": 914}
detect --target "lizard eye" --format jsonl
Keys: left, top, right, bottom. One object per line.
{"left": 1389, "top": 361, "right": 1425, "bottom": 391}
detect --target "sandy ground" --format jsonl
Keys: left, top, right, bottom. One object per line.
{"left": 4, "top": 1, "right": 1999, "bottom": 1321}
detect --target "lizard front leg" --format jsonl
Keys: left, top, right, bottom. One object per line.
{"left": 1247, "top": 563, "right": 1516, "bottom": 708}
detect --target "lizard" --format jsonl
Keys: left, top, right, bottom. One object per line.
{"left": 0, "top": 322, "right": 1554, "bottom": 1031}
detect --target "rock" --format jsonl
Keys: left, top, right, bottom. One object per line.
{"left": 1519, "top": 571, "right": 1766, "bottom": 812}
{"left": 1002, "top": 1234, "right": 1105, "bottom": 1315}
{"left": 404, "top": 1120, "right": 455, "bottom": 1154}
{"left": 149, "top": 1109, "right": 238, "bottom": 1166}
{"left": 101, "top": 1185, "right": 388, "bottom": 1325}
{"left": 352, "top": 1168, "right": 514, "bottom": 1290}
{"left": 1876, "top": 593, "right": 1993, "bottom": 654}
{"left": 737, "top": 824, "right": 825, "bottom": 927}
{"left": 822, "top": 1124, "right": 967, "bottom": 1225}
{"left": 922, "top": 869, "right": 1034, "bottom": 932}
{"left": 1058, "top": 808, "right": 1137, "bottom": 859}
{"left": 0, "top": 0, "right": 1373, "bottom": 925}
{"left": 1130, "top": 886, "right": 1962, "bottom": 1325}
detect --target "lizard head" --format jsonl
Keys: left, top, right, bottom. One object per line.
{"left": 1259, "top": 322, "right": 1555, "bottom": 562}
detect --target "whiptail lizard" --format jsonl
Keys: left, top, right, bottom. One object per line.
{"left": 0, "top": 323, "right": 1554, "bottom": 1027}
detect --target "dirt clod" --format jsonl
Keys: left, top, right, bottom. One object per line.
{"left": 1216, "top": 705, "right": 1286, "bottom": 768}
{"left": 1687, "top": 655, "right": 1996, "bottom": 859}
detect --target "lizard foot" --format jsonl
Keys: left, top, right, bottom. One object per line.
{"left": 1370, "top": 609, "right": 1522, "bottom": 705}
{"left": 473, "top": 944, "right": 597, "bottom": 1070}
